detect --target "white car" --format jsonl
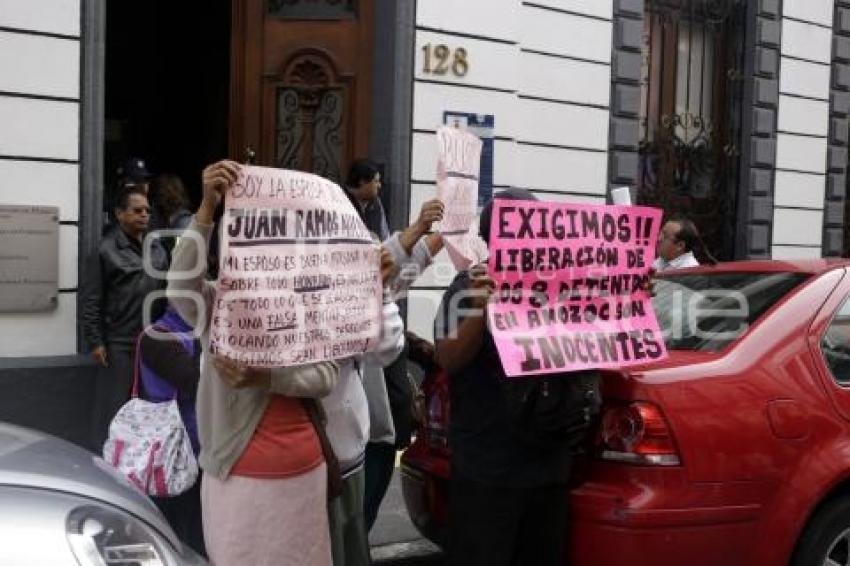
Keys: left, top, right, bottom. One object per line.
{"left": 0, "top": 422, "right": 206, "bottom": 565}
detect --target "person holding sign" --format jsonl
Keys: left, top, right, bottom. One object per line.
{"left": 323, "top": 245, "right": 404, "bottom": 566}
{"left": 167, "top": 160, "right": 339, "bottom": 566}
{"left": 363, "top": 199, "right": 445, "bottom": 533}
{"left": 342, "top": 158, "right": 447, "bottom": 532}
{"left": 434, "top": 188, "right": 602, "bottom": 566}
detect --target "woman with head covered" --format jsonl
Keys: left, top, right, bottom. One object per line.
{"left": 167, "top": 160, "right": 339, "bottom": 566}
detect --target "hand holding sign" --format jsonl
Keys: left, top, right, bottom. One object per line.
{"left": 213, "top": 356, "right": 271, "bottom": 389}
{"left": 198, "top": 160, "right": 241, "bottom": 224}
{"left": 380, "top": 246, "right": 397, "bottom": 283}
{"left": 414, "top": 198, "right": 445, "bottom": 233}
{"left": 202, "top": 161, "right": 241, "bottom": 203}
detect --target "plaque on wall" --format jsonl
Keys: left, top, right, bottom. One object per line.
{"left": 0, "top": 205, "right": 60, "bottom": 312}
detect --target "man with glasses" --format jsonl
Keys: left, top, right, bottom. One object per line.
{"left": 105, "top": 157, "right": 156, "bottom": 232}
{"left": 653, "top": 218, "right": 703, "bottom": 272}
{"left": 82, "top": 181, "right": 168, "bottom": 447}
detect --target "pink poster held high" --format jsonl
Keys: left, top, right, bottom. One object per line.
{"left": 209, "top": 166, "right": 382, "bottom": 367}
{"left": 487, "top": 199, "right": 667, "bottom": 377}
{"left": 436, "top": 126, "right": 487, "bottom": 270}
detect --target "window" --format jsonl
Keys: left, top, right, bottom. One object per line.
{"left": 822, "top": 297, "right": 850, "bottom": 385}
{"left": 653, "top": 272, "right": 807, "bottom": 352}
{"left": 638, "top": 0, "right": 747, "bottom": 261}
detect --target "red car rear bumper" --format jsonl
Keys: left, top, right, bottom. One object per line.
{"left": 569, "top": 477, "right": 763, "bottom": 566}
{"left": 402, "top": 446, "right": 766, "bottom": 566}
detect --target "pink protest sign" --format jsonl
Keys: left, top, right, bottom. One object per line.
{"left": 209, "top": 166, "right": 382, "bottom": 367}
{"left": 436, "top": 126, "right": 485, "bottom": 270}
{"left": 487, "top": 199, "right": 667, "bottom": 377}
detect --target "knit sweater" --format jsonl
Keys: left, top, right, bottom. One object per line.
{"left": 167, "top": 218, "right": 339, "bottom": 480}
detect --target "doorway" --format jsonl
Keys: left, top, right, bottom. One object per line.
{"left": 104, "top": 0, "right": 406, "bottom": 230}
{"left": 229, "top": 0, "right": 375, "bottom": 185}
{"left": 104, "top": 1, "right": 232, "bottom": 208}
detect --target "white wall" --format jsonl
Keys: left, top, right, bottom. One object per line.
{"left": 409, "top": 0, "right": 614, "bottom": 341}
{"left": 0, "top": 0, "right": 81, "bottom": 357}
{"left": 772, "top": 0, "right": 834, "bottom": 260}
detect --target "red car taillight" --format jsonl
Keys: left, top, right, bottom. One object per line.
{"left": 600, "top": 401, "right": 680, "bottom": 466}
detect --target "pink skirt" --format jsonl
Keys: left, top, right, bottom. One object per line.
{"left": 201, "top": 464, "right": 331, "bottom": 566}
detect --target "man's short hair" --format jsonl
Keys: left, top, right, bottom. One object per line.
{"left": 671, "top": 217, "right": 699, "bottom": 253}
{"left": 114, "top": 187, "right": 148, "bottom": 211}
{"left": 346, "top": 159, "right": 380, "bottom": 189}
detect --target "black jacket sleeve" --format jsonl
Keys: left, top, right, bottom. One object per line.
{"left": 81, "top": 249, "right": 105, "bottom": 349}
{"left": 139, "top": 333, "right": 201, "bottom": 399}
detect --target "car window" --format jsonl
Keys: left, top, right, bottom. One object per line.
{"left": 653, "top": 272, "right": 807, "bottom": 352}
{"left": 821, "top": 296, "right": 850, "bottom": 385}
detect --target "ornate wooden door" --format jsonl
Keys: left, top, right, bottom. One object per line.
{"left": 229, "top": 0, "right": 374, "bottom": 184}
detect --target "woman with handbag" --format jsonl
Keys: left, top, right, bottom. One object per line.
{"left": 137, "top": 306, "right": 205, "bottom": 556}
{"left": 167, "top": 160, "right": 339, "bottom": 566}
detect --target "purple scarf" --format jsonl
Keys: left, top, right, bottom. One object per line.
{"left": 139, "top": 307, "right": 200, "bottom": 454}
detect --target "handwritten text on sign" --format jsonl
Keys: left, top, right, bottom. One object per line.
{"left": 487, "top": 199, "right": 667, "bottom": 376}
{"left": 210, "top": 166, "right": 382, "bottom": 367}
{"left": 436, "top": 126, "right": 485, "bottom": 269}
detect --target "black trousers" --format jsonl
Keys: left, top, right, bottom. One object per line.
{"left": 364, "top": 441, "right": 397, "bottom": 531}
{"left": 448, "top": 476, "right": 569, "bottom": 566}
{"left": 91, "top": 342, "right": 135, "bottom": 450}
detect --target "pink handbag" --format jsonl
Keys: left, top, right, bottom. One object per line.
{"left": 102, "top": 334, "right": 198, "bottom": 497}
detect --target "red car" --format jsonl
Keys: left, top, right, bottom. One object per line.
{"left": 402, "top": 259, "right": 850, "bottom": 566}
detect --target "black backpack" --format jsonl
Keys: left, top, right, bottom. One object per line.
{"left": 451, "top": 271, "right": 603, "bottom": 453}
{"left": 498, "top": 363, "right": 602, "bottom": 453}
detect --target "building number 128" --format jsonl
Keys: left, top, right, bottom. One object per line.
{"left": 422, "top": 44, "right": 469, "bottom": 77}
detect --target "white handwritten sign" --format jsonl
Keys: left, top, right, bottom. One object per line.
{"left": 436, "top": 126, "right": 485, "bottom": 269}
{"left": 209, "top": 166, "right": 382, "bottom": 367}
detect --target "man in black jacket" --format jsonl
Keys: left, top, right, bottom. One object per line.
{"left": 82, "top": 187, "right": 168, "bottom": 446}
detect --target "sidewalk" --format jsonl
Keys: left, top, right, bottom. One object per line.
{"left": 369, "top": 457, "right": 443, "bottom": 564}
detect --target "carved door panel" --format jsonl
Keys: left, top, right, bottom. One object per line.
{"left": 230, "top": 0, "right": 373, "bottom": 184}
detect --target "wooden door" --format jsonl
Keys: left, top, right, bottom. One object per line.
{"left": 229, "top": 0, "right": 374, "bottom": 184}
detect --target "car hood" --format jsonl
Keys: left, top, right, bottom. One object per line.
{"left": 0, "top": 422, "right": 180, "bottom": 547}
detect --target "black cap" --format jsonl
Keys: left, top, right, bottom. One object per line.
{"left": 117, "top": 157, "right": 152, "bottom": 184}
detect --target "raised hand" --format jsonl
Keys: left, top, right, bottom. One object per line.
{"left": 415, "top": 198, "right": 445, "bottom": 233}
{"left": 197, "top": 160, "right": 241, "bottom": 224}
{"left": 380, "top": 246, "right": 397, "bottom": 283}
